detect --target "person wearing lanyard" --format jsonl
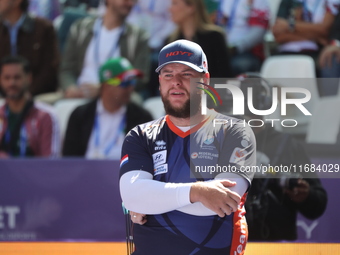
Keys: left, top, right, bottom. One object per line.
{"left": 62, "top": 57, "right": 153, "bottom": 159}
{"left": 60, "top": 0, "right": 150, "bottom": 99}
{"left": 0, "top": 0, "right": 59, "bottom": 96}
{"left": 0, "top": 56, "right": 60, "bottom": 158}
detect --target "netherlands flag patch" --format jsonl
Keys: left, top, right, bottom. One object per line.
{"left": 120, "top": 154, "right": 129, "bottom": 167}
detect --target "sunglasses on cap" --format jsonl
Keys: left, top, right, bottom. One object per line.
{"left": 106, "top": 77, "right": 137, "bottom": 88}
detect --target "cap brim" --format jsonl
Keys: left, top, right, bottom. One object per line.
{"left": 155, "top": 61, "right": 205, "bottom": 73}
{"left": 121, "top": 69, "right": 143, "bottom": 80}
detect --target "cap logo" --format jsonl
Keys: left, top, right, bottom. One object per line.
{"left": 121, "top": 58, "right": 130, "bottom": 68}
{"left": 104, "top": 70, "right": 112, "bottom": 79}
{"left": 165, "top": 51, "right": 193, "bottom": 58}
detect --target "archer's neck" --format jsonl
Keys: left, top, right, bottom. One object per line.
{"left": 168, "top": 113, "right": 205, "bottom": 127}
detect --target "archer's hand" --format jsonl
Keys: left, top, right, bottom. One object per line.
{"left": 190, "top": 180, "right": 241, "bottom": 217}
{"left": 130, "top": 211, "right": 147, "bottom": 225}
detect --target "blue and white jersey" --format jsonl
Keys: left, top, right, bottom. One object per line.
{"left": 120, "top": 111, "right": 256, "bottom": 255}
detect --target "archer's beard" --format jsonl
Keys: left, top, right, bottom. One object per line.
{"left": 161, "top": 92, "right": 202, "bottom": 119}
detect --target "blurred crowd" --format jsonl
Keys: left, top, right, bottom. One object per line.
{"left": 0, "top": 0, "right": 332, "bottom": 242}
{"left": 0, "top": 0, "right": 339, "bottom": 155}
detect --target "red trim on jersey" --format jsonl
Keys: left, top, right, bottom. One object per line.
{"left": 121, "top": 154, "right": 128, "bottom": 162}
{"left": 165, "top": 115, "right": 208, "bottom": 138}
{"left": 230, "top": 194, "right": 248, "bottom": 255}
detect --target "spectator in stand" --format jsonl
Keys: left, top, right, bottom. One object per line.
{"left": 64, "top": 0, "right": 101, "bottom": 9}
{"left": 273, "top": 0, "right": 340, "bottom": 72}
{"left": 0, "top": 56, "right": 60, "bottom": 158}
{"left": 127, "top": 0, "right": 175, "bottom": 52}
{"left": 62, "top": 57, "right": 152, "bottom": 159}
{"left": 60, "top": 0, "right": 150, "bottom": 99}
{"left": 127, "top": 0, "right": 175, "bottom": 97}
{"left": 0, "top": 0, "right": 60, "bottom": 96}
{"left": 218, "top": 0, "right": 270, "bottom": 76}
{"left": 167, "top": 0, "right": 233, "bottom": 78}
{"left": 203, "top": 0, "right": 220, "bottom": 22}
{"left": 28, "top": 0, "right": 61, "bottom": 21}
{"left": 319, "top": 6, "right": 340, "bottom": 96}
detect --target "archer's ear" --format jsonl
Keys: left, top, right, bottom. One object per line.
{"left": 203, "top": 72, "right": 210, "bottom": 84}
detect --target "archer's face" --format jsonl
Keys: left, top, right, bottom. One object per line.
{"left": 159, "top": 63, "right": 205, "bottom": 118}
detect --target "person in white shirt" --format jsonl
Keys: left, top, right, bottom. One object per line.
{"left": 60, "top": 0, "right": 150, "bottom": 99}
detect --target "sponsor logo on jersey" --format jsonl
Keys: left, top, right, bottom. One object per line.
{"left": 191, "top": 152, "right": 198, "bottom": 159}
{"left": 155, "top": 140, "right": 166, "bottom": 150}
{"left": 231, "top": 195, "right": 248, "bottom": 255}
{"left": 120, "top": 154, "right": 129, "bottom": 167}
{"left": 195, "top": 152, "right": 219, "bottom": 160}
{"left": 154, "top": 163, "right": 168, "bottom": 176}
{"left": 241, "top": 139, "right": 249, "bottom": 147}
{"left": 203, "top": 135, "right": 214, "bottom": 145}
{"left": 152, "top": 150, "right": 167, "bottom": 167}
{"left": 200, "top": 143, "right": 216, "bottom": 151}
{"left": 229, "top": 147, "right": 246, "bottom": 165}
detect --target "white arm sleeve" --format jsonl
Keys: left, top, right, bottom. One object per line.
{"left": 120, "top": 170, "right": 192, "bottom": 214}
{"left": 176, "top": 173, "right": 249, "bottom": 216}
{"left": 120, "top": 171, "right": 249, "bottom": 216}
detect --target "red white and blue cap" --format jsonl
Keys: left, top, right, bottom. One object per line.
{"left": 155, "top": 39, "right": 208, "bottom": 73}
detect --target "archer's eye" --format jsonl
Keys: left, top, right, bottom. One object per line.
{"left": 183, "top": 73, "right": 193, "bottom": 77}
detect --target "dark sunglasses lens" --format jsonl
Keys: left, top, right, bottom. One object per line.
{"left": 121, "top": 79, "right": 137, "bottom": 88}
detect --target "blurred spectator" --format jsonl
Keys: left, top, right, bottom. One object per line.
{"left": 203, "top": 0, "right": 219, "bottom": 22}
{"left": 127, "top": 0, "right": 175, "bottom": 51}
{"left": 273, "top": 0, "right": 340, "bottom": 70}
{"left": 62, "top": 57, "right": 152, "bottom": 159}
{"left": 127, "top": 0, "right": 175, "bottom": 97}
{"left": 235, "top": 75, "right": 327, "bottom": 241}
{"left": 218, "top": 0, "right": 270, "bottom": 75}
{"left": 167, "top": 0, "right": 233, "bottom": 78}
{"left": 0, "top": 0, "right": 60, "bottom": 96}
{"left": 60, "top": 0, "right": 150, "bottom": 99}
{"left": 29, "top": 0, "right": 61, "bottom": 21}
{"left": 0, "top": 56, "right": 60, "bottom": 158}
{"left": 55, "top": 6, "right": 89, "bottom": 53}
{"left": 64, "top": 0, "right": 101, "bottom": 9}
{"left": 318, "top": 6, "right": 340, "bottom": 96}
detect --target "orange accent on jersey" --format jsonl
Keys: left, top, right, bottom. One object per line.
{"left": 165, "top": 115, "right": 208, "bottom": 138}
{"left": 230, "top": 194, "right": 248, "bottom": 255}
